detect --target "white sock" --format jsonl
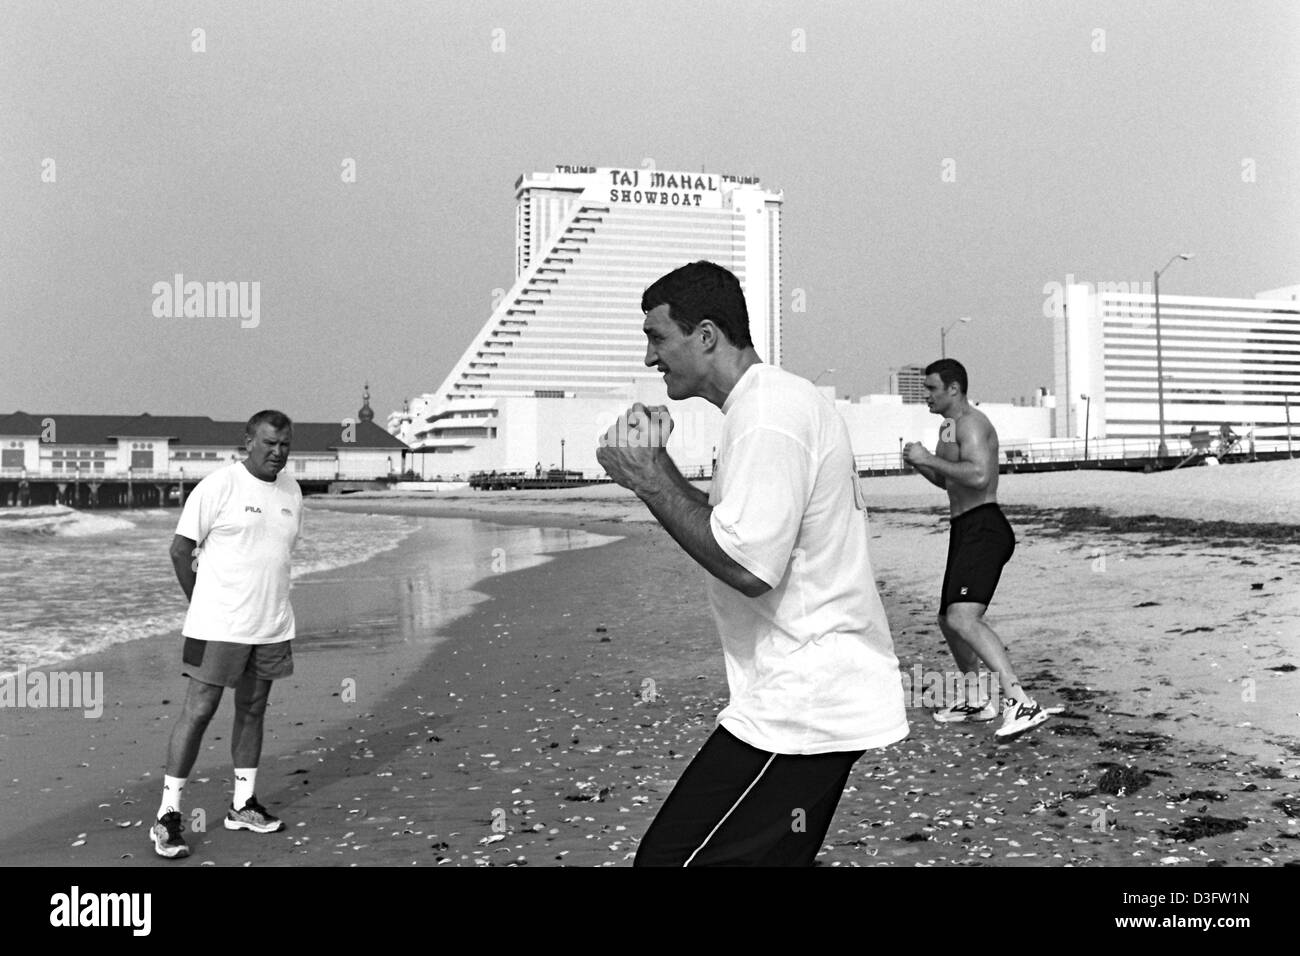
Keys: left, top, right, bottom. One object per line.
{"left": 233, "top": 768, "right": 257, "bottom": 808}
{"left": 1006, "top": 682, "right": 1034, "bottom": 707}
{"left": 159, "top": 775, "right": 187, "bottom": 820}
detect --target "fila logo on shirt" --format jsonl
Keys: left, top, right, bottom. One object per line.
{"left": 244, "top": 506, "right": 262, "bottom": 514}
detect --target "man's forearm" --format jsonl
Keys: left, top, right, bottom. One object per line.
{"left": 913, "top": 462, "right": 947, "bottom": 489}
{"left": 925, "top": 456, "right": 985, "bottom": 489}
{"left": 170, "top": 543, "right": 198, "bottom": 601}
{"left": 636, "top": 461, "right": 767, "bottom": 597}
{"left": 171, "top": 555, "right": 196, "bottom": 601}
{"left": 680, "top": 473, "right": 710, "bottom": 506}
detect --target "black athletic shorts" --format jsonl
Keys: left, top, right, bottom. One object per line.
{"left": 633, "top": 727, "right": 863, "bottom": 867}
{"left": 940, "top": 502, "right": 1016, "bottom": 614}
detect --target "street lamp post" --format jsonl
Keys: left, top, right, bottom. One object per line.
{"left": 812, "top": 368, "right": 836, "bottom": 385}
{"left": 560, "top": 438, "right": 565, "bottom": 474}
{"left": 1286, "top": 393, "right": 1294, "bottom": 459}
{"left": 941, "top": 317, "right": 971, "bottom": 359}
{"left": 1081, "top": 393, "right": 1092, "bottom": 461}
{"left": 898, "top": 436, "right": 904, "bottom": 471}
{"left": 1153, "top": 252, "right": 1194, "bottom": 458}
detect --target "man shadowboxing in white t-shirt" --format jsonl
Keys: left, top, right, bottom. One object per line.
{"left": 597, "top": 261, "right": 909, "bottom": 866}
{"left": 150, "top": 410, "right": 304, "bottom": 859}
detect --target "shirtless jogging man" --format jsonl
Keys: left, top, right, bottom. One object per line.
{"left": 903, "top": 359, "right": 1052, "bottom": 739}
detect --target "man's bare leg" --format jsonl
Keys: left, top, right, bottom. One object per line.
{"left": 231, "top": 674, "right": 271, "bottom": 769}
{"left": 941, "top": 602, "right": 1031, "bottom": 706}
{"left": 226, "top": 674, "right": 277, "bottom": 823}
{"left": 152, "top": 681, "right": 223, "bottom": 858}
{"left": 153, "top": 678, "right": 223, "bottom": 856}
{"left": 938, "top": 613, "right": 992, "bottom": 707}
{"left": 938, "top": 613, "right": 983, "bottom": 675}
{"left": 166, "top": 678, "right": 224, "bottom": 778}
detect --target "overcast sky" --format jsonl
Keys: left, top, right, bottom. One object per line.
{"left": 2, "top": 0, "right": 1296, "bottom": 423}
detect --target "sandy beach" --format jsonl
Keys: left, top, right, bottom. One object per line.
{"left": 1, "top": 461, "right": 1297, "bottom": 867}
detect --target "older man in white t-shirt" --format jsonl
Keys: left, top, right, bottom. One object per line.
{"left": 149, "top": 410, "right": 303, "bottom": 860}
{"left": 597, "top": 261, "right": 908, "bottom": 866}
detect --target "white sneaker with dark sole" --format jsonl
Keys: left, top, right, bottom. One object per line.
{"left": 932, "top": 700, "right": 999, "bottom": 723}
{"left": 995, "top": 698, "right": 1054, "bottom": 739}
{"left": 224, "top": 796, "right": 284, "bottom": 833}
{"left": 151, "top": 810, "right": 191, "bottom": 859}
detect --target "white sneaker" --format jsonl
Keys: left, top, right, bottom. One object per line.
{"left": 224, "top": 795, "right": 284, "bottom": 833}
{"left": 150, "top": 810, "right": 191, "bottom": 859}
{"left": 932, "top": 699, "right": 999, "bottom": 723}
{"left": 995, "top": 697, "right": 1052, "bottom": 739}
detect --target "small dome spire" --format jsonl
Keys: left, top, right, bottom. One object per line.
{"left": 358, "top": 382, "right": 375, "bottom": 423}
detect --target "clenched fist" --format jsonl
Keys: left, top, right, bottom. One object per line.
{"left": 902, "top": 441, "right": 932, "bottom": 467}
{"left": 599, "top": 403, "right": 674, "bottom": 449}
{"left": 597, "top": 403, "right": 674, "bottom": 492}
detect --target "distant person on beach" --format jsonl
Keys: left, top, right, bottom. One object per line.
{"left": 151, "top": 410, "right": 303, "bottom": 859}
{"left": 597, "top": 261, "right": 908, "bottom": 866}
{"left": 1218, "top": 423, "right": 1239, "bottom": 457}
{"left": 903, "top": 359, "right": 1051, "bottom": 739}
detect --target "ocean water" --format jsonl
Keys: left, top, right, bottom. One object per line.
{"left": 289, "top": 516, "right": 624, "bottom": 648}
{"left": 0, "top": 505, "right": 620, "bottom": 676}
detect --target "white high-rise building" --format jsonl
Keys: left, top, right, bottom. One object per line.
{"left": 1052, "top": 280, "right": 1300, "bottom": 448}
{"left": 391, "top": 166, "right": 783, "bottom": 474}
{"left": 889, "top": 364, "right": 928, "bottom": 404}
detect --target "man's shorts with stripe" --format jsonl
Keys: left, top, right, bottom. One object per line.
{"left": 634, "top": 726, "right": 863, "bottom": 867}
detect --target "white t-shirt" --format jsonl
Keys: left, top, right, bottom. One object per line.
{"left": 707, "top": 363, "right": 909, "bottom": 755}
{"left": 175, "top": 462, "right": 303, "bottom": 644}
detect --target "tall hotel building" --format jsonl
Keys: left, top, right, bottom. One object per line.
{"left": 391, "top": 166, "right": 783, "bottom": 475}
{"left": 1054, "top": 281, "right": 1300, "bottom": 448}
{"left": 888, "top": 364, "right": 928, "bottom": 404}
